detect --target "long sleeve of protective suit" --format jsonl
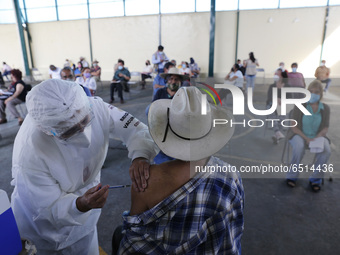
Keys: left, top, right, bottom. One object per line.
{"left": 11, "top": 97, "right": 158, "bottom": 254}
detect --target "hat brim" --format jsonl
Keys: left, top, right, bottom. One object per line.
{"left": 160, "top": 72, "right": 189, "bottom": 81}
{"left": 148, "top": 99, "right": 234, "bottom": 161}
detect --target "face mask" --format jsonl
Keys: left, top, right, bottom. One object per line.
{"left": 78, "top": 65, "right": 82, "bottom": 69}
{"left": 84, "top": 73, "right": 91, "bottom": 78}
{"left": 182, "top": 64, "right": 186, "bottom": 69}
{"left": 146, "top": 63, "right": 149, "bottom": 66}
{"left": 93, "top": 64, "right": 98, "bottom": 67}
{"left": 63, "top": 125, "right": 92, "bottom": 148}
{"left": 118, "top": 66, "right": 123, "bottom": 70}
{"left": 159, "top": 52, "right": 164, "bottom": 55}
{"left": 66, "top": 78, "right": 73, "bottom": 81}
{"left": 292, "top": 67, "right": 297, "bottom": 73}
{"left": 309, "top": 93, "right": 320, "bottom": 104}
{"left": 320, "top": 63, "right": 325, "bottom": 66}
{"left": 273, "top": 75, "right": 280, "bottom": 82}
{"left": 168, "top": 82, "right": 180, "bottom": 91}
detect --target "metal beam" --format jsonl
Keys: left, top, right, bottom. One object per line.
{"left": 55, "top": 0, "right": 59, "bottom": 21}
{"left": 235, "top": 0, "right": 240, "bottom": 63}
{"left": 123, "top": 0, "right": 126, "bottom": 16}
{"left": 87, "top": 0, "right": 93, "bottom": 64}
{"left": 208, "top": 0, "right": 216, "bottom": 77}
{"left": 320, "top": 0, "right": 330, "bottom": 64}
{"left": 22, "top": 0, "right": 34, "bottom": 68}
{"left": 13, "top": 0, "right": 31, "bottom": 77}
{"left": 159, "top": 0, "right": 161, "bottom": 45}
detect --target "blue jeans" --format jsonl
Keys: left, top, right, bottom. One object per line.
{"left": 286, "top": 135, "right": 331, "bottom": 185}
{"left": 246, "top": 75, "right": 256, "bottom": 89}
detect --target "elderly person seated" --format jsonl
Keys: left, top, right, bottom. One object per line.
{"left": 286, "top": 80, "right": 331, "bottom": 192}
{"left": 0, "top": 69, "right": 28, "bottom": 125}
{"left": 76, "top": 67, "right": 97, "bottom": 96}
{"left": 113, "top": 87, "right": 244, "bottom": 255}
{"left": 61, "top": 67, "right": 91, "bottom": 96}
{"left": 90, "top": 60, "right": 101, "bottom": 82}
{"left": 314, "top": 60, "right": 331, "bottom": 92}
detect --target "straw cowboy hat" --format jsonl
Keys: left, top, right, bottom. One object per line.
{"left": 160, "top": 67, "right": 189, "bottom": 81}
{"left": 148, "top": 86, "right": 234, "bottom": 161}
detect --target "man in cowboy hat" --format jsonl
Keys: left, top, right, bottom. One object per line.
{"left": 114, "top": 87, "right": 244, "bottom": 255}
{"left": 150, "top": 67, "right": 189, "bottom": 164}
{"left": 153, "top": 67, "right": 188, "bottom": 101}
{"left": 90, "top": 60, "right": 101, "bottom": 82}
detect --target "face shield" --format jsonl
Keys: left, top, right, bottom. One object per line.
{"left": 26, "top": 79, "right": 93, "bottom": 139}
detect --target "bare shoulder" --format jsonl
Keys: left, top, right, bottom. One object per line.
{"left": 130, "top": 162, "right": 190, "bottom": 215}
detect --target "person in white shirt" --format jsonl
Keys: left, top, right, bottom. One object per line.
{"left": 80, "top": 57, "right": 89, "bottom": 68}
{"left": 49, "top": 65, "right": 62, "bottom": 79}
{"left": 2, "top": 62, "right": 12, "bottom": 81}
{"left": 76, "top": 67, "right": 97, "bottom": 96}
{"left": 225, "top": 64, "right": 244, "bottom": 89}
{"left": 11, "top": 79, "right": 157, "bottom": 254}
{"left": 151, "top": 45, "right": 169, "bottom": 73}
{"left": 141, "top": 60, "right": 153, "bottom": 89}
{"left": 179, "top": 61, "right": 192, "bottom": 77}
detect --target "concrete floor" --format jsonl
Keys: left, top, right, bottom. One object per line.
{"left": 1, "top": 79, "right": 339, "bottom": 255}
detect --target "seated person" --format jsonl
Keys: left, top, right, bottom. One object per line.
{"left": 76, "top": 67, "right": 97, "bottom": 96}
{"left": 275, "top": 62, "right": 288, "bottom": 74}
{"left": 239, "top": 60, "right": 246, "bottom": 75}
{"left": 60, "top": 67, "right": 91, "bottom": 96}
{"left": 266, "top": 69, "right": 288, "bottom": 144}
{"left": 189, "top": 57, "right": 200, "bottom": 78}
{"left": 179, "top": 61, "right": 192, "bottom": 77}
{"left": 225, "top": 63, "right": 244, "bottom": 89}
{"left": 141, "top": 60, "right": 153, "bottom": 89}
{"left": 49, "top": 65, "right": 61, "bottom": 79}
{"left": 74, "top": 62, "right": 83, "bottom": 78}
{"left": 152, "top": 62, "right": 174, "bottom": 100}
{"left": 288, "top": 62, "right": 306, "bottom": 89}
{"left": 286, "top": 80, "right": 331, "bottom": 192}
{"left": 114, "top": 87, "right": 244, "bottom": 255}
{"left": 2, "top": 62, "right": 12, "bottom": 81}
{"left": 0, "top": 69, "right": 28, "bottom": 125}
{"left": 314, "top": 60, "right": 331, "bottom": 92}
{"left": 150, "top": 68, "right": 189, "bottom": 164}
{"left": 110, "top": 59, "right": 130, "bottom": 104}
{"left": 90, "top": 60, "right": 101, "bottom": 82}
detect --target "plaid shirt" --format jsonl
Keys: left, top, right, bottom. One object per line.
{"left": 119, "top": 156, "right": 244, "bottom": 255}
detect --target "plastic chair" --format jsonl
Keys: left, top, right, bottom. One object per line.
{"left": 256, "top": 68, "right": 265, "bottom": 85}
{"left": 281, "top": 126, "right": 333, "bottom": 182}
{"left": 127, "top": 72, "right": 141, "bottom": 88}
{"left": 31, "top": 68, "right": 43, "bottom": 81}
{"left": 0, "top": 189, "right": 22, "bottom": 255}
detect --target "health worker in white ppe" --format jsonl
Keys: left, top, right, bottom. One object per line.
{"left": 10, "top": 79, "right": 157, "bottom": 255}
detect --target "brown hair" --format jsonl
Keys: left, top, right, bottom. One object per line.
{"left": 11, "top": 69, "right": 22, "bottom": 80}
{"left": 308, "top": 79, "right": 323, "bottom": 100}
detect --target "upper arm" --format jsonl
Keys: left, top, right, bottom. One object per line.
{"left": 130, "top": 187, "right": 149, "bottom": 215}
{"left": 12, "top": 83, "right": 24, "bottom": 97}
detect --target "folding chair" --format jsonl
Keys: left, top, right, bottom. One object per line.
{"left": 256, "top": 68, "right": 265, "bottom": 85}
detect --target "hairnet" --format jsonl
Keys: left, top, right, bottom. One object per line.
{"left": 26, "top": 79, "right": 92, "bottom": 137}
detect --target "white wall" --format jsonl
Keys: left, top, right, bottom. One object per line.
{"left": 0, "top": 6, "right": 339, "bottom": 81}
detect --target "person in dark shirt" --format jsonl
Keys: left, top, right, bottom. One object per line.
{"left": 110, "top": 59, "right": 131, "bottom": 104}
{"left": 0, "top": 69, "right": 27, "bottom": 125}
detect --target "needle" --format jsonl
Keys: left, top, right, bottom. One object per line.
{"left": 108, "top": 185, "right": 131, "bottom": 189}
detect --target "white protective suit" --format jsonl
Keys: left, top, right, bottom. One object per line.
{"left": 11, "top": 80, "right": 157, "bottom": 255}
